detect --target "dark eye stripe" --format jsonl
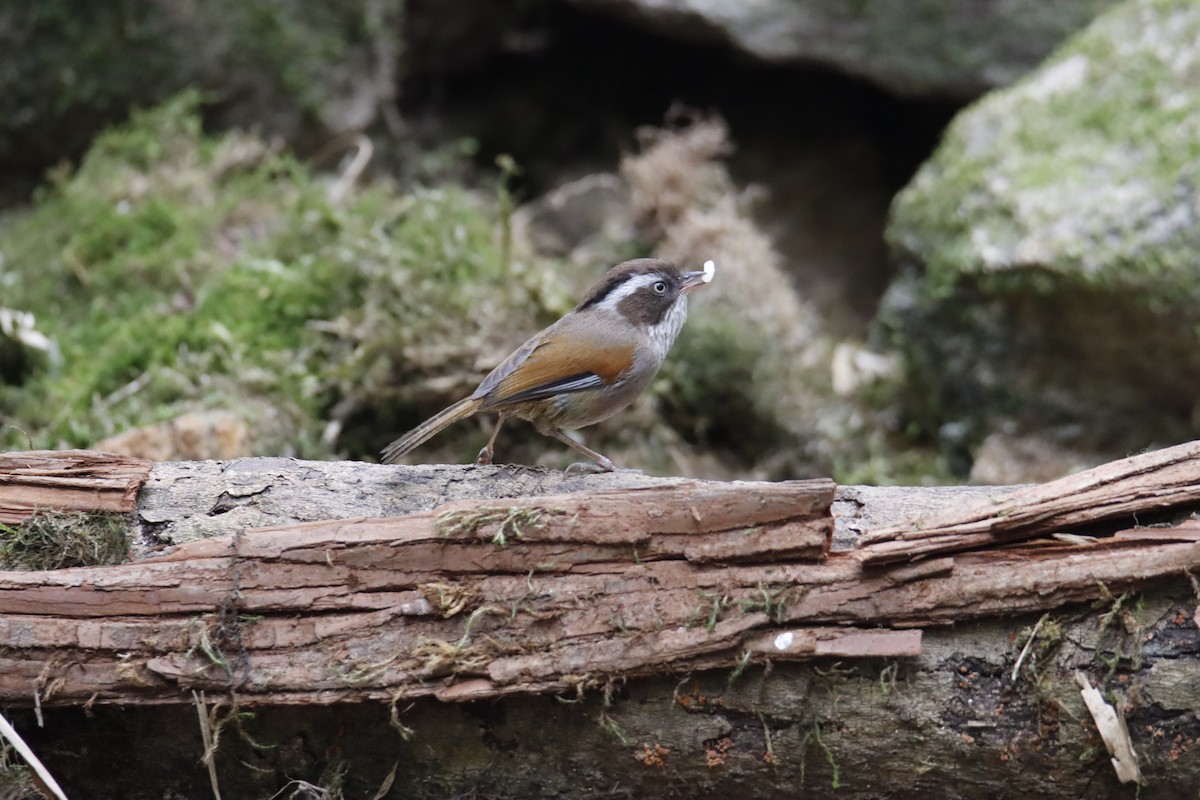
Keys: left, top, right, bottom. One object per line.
{"left": 577, "top": 273, "right": 633, "bottom": 310}
{"left": 576, "top": 259, "right": 682, "bottom": 311}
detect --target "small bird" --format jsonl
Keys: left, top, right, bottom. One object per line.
{"left": 382, "top": 257, "right": 715, "bottom": 471}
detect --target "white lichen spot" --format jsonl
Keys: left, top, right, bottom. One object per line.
{"left": 399, "top": 598, "right": 435, "bottom": 615}
{"left": 1023, "top": 55, "right": 1089, "bottom": 102}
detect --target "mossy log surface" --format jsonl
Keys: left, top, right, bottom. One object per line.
{"left": 0, "top": 450, "right": 1198, "bottom": 798}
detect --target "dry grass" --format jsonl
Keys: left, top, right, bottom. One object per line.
{"left": 0, "top": 510, "right": 129, "bottom": 570}
{"left": 620, "top": 114, "right": 838, "bottom": 475}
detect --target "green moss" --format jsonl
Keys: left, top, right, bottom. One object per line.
{"left": 881, "top": 0, "right": 1200, "bottom": 463}
{"left": 0, "top": 511, "right": 129, "bottom": 570}
{"left": 890, "top": 0, "right": 1200, "bottom": 302}
{"left": 832, "top": 441, "right": 955, "bottom": 486}
{"left": 0, "top": 93, "right": 560, "bottom": 457}
{"left": 435, "top": 506, "right": 560, "bottom": 547}
{"left": 0, "top": 760, "right": 39, "bottom": 800}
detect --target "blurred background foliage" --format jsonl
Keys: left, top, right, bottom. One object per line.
{"left": 2, "top": 0, "right": 1197, "bottom": 483}
{"left": 1, "top": 94, "right": 565, "bottom": 460}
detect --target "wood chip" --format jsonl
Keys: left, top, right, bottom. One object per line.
{"left": 1074, "top": 671, "right": 1143, "bottom": 785}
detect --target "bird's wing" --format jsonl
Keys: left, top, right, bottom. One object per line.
{"left": 472, "top": 329, "right": 635, "bottom": 410}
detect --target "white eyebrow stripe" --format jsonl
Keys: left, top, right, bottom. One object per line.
{"left": 594, "top": 272, "right": 663, "bottom": 313}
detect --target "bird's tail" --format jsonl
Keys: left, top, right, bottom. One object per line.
{"left": 381, "top": 397, "right": 482, "bottom": 464}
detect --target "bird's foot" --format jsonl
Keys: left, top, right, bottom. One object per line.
{"left": 475, "top": 445, "right": 494, "bottom": 465}
{"left": 564, "top": 458, "right": 643, "bottom": 475}
{"left": 565, "top": 461, "right": 605, "bottom": 475}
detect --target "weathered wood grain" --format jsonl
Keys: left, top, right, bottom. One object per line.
{"left": 1, "top": 461, "right": 1198, "bottom": 709}
{"left": 3, "top": 451, "right": 1200, "bottom": 800}
{"left": 857, "top": 438, "right": 1200, "bottom": 564}
{"left": 0, "top": 450, "right": 152, "bottom": 523}
{"left": 0, "top": 477, "right": 849, "bottom": 705}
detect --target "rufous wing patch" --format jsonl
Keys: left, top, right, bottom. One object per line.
{"left": 478, "top": 334, "right": 635, "bottom": 409}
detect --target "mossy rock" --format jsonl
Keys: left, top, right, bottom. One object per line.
{"left": 562, "top": 0, "right": 1119, "bottom": 97}
{"left": 881, "top": 0, "right": 1200, "bottom": 466}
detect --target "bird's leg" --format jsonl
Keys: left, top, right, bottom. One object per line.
{"left": 544, "top": 428, "right": 617, "bottom": 473}
{"left": 476, "top": 413, "right": 507, "bottom": 465}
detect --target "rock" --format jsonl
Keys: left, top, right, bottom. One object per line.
{"left": 93, "top": 411, "right": 252, "bottom": 462}
{"left": 968, "top": 428, "right": 1104, "bottom": 485}
{"left": 882, "top": 0, "right": 1200, "bottom": 471}
{"left": 565, "top": 0, "right": 1119, "bottom": 96}
{"left": 512, "top": 173, "right": 634, "bottom": 259}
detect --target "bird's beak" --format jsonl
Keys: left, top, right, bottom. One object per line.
{"left": 681, "top": 260, "right": 716, "bottom": 294}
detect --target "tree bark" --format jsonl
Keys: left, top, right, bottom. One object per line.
{"left": 1, "top": 450, "right": 1199, "bottom": 799}
{"left": 0, "top": 450, "right": 150, "bottom": 524}
{"left": 858, "top": 438, "right": 1200, "bottom": 562}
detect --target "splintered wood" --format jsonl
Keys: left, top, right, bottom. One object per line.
{"left": 1075, "top": 671, "right": 1144, "bottom": 785}
{"left": 0, "top": 450, "right": 152, "bottom": 524}
{"left": 856, "top": 439, "right": 1200, "bottom": 565}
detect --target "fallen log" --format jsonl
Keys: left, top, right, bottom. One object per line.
{"left": 0, "top": 479, "right": 846, "bottom": 705}
{"left": 4, "top": 472, "right": 1196, "bottom": 707}
{"left": 0, "top": 449, "right": 1198, "bottom": 799}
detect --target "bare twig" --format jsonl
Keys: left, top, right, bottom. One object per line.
{"left": 1011, "top": 613, "right": 1049, "bottom": 681}
{"left": 370, "top": 761, "right": 399, "bottom": 800}
{"left": 0, "top": 710, "right": 69, "bottom": 800}
{"left": 324, "top": 134, "right": 374, "bottom": 205}
{"left": 193, "top": 691, "right": 223, "bottom": 800}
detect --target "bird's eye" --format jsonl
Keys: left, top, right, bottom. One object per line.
{"left": 652, "top": 281, "right": 667, "bottom": 294}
